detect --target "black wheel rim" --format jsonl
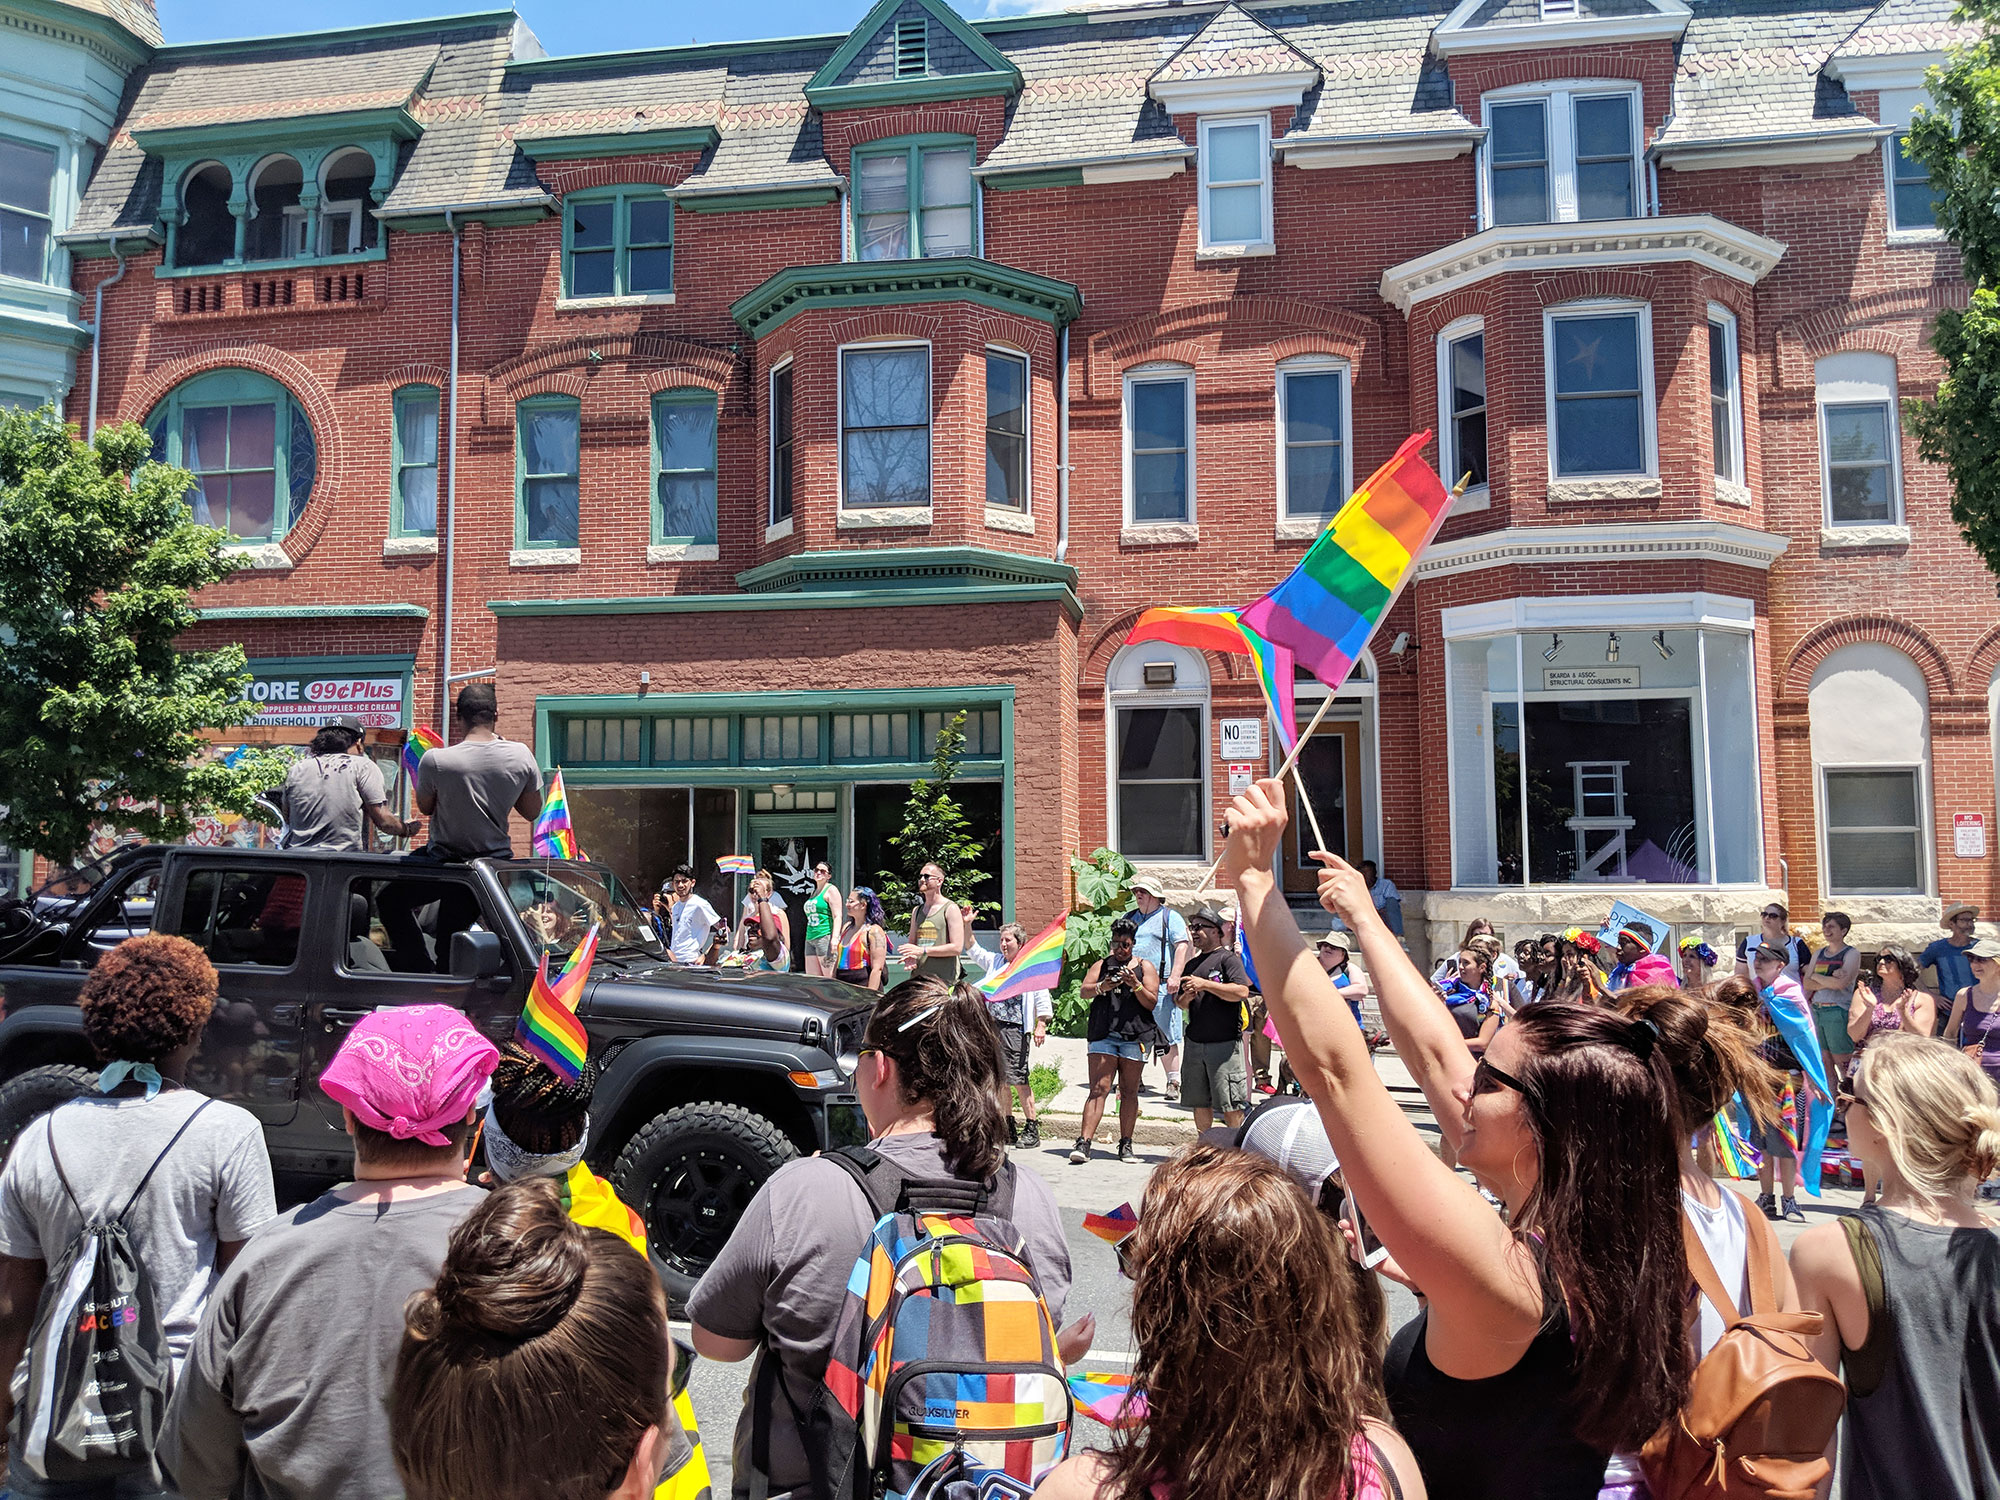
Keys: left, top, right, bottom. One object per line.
{"left": 644, "top": 1141, "right": 767, "bottom": 1276}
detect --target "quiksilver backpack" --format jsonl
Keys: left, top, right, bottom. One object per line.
{"left": 10, "top": 1098, "right": 211, "bottom": 1483}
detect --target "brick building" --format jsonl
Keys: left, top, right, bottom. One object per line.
{"left": 55, "top": 0, "right": 2000, "bottom": 957}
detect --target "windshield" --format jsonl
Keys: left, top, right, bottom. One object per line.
{"left": 497, "top": 863, "right": 664, "bottom": 962}
{"left": 32, "top": 844, "right": 146, "bottom": 902}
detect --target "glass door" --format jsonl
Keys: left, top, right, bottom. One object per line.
{"left": 743, "top": 812, "right": 837, "bottom": 971}
{"left": 1285, "top": 723, "right": 1364, "bottom": 892}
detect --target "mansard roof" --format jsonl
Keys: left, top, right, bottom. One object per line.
{"left": 50, "top": 0, "right": 161, "bottom": 50}
{"left": 1152, "top": 4, "right": 1321, "bottom": 88}
{"left": 1653, "top": 0, "right": 1886, "bottom": 156}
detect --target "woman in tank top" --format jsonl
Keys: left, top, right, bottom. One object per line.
{"left": 1940, "top": 937, "right": 2000, "bottom": 1091}
{"left": 1218, "top": 785, "right": 1696, "bottom": 1500}
{"left": 802, "top": 863, "right": 841, "bottom": 978}
{"left": 833, "top": 887, "right": 887, "bottom": 990}
{"left": 1789, "top": 1032, "right": 2000, "bottom": 1499}
{"left": 1848, "top": 946, "right": 1933, "bottom": 1057}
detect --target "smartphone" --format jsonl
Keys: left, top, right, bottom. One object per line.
{"left": 1342, "top": 1190, "right": 1390, "bottom": 1269}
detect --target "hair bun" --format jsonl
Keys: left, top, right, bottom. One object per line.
{"left": 1966, "top": 1100, "right": 2000, "bottom": 1182}
{"left": 428, "top": 1179, "right": 590, "bottom": 1343}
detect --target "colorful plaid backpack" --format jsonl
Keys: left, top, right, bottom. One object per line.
{"left": 795, "top": 1146, "right": 1071, "bottom": 1500}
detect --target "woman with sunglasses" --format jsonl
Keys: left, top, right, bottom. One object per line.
{"left": 1220, "top": 778, "right": 1693, "bottom": 1500}
{"left": 687, "top": 978, "right": 1088, "bottom": 1498}
{"left": 1733, "top": 902, "right": 1809, "bottom": 984}
{"left": 834, "top": 887, "right": 889, "bottom": 990}
{"left": 802, "top": 862, "right": 843, "bottom": 978}
{"left": 1788, "top": 1033, "right": 2000, "bottom": 1498}
{"left": 1939, "top": 936, "right": 2000, "bottom": 1093}
{"left": 393, "top": 1177, "right": 689, "bottom": 1500}
{"left": 1039, "top": 1146, "right": 1425, "bottom": 1500}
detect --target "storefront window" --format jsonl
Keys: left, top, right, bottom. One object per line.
{"left": 1448, "top": 622, "right": 1761, "bottom": 886}
{"left": 566, "top": 785, "right": 738, "bottom": 915}
{"left": 852, "top": 780, "right": 1002, "bottom": 906}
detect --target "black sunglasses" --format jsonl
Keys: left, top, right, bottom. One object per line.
{"left": 671, "top": 1337, "right": 696, "bottom": 1400}
{"left": 1113, "top": 1230, "right": 1139, "bottom": 1279}
{"left": 1472, "top": 1057, "right": 1536, "bottom": 1103}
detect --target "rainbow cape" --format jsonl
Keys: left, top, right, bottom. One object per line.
{"left": 400, "top": 724, "right": 442, "bottom": 783}
{"left": 975, "top": 914, "right": 1067, "bottom": 1008}
{"left": 1126, "top": 606, "right": 1298, "bottom": 753}
{"left": 1082, "top": 1202, "right": 1138, "bottom": 1246}
{"left": 1240, "top": 431, "right": 1452, "bottom": 690}
{"left": 532, "top": 768, "right": 581, "bottom": 859}
{"left": 717, "top": 854, "right": 756, "bottom": 875}
{"left": 517, "top": 923, "right": 597, "bottom": 1081}
{"left": 1066, "top": 1372, "right": 1147, "bottom": 1429}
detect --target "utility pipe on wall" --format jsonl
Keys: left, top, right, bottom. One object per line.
{"left": 86, "top": 243, "right": 129, "bottom": 440}
{"left": 439, "top": 211, "right": 463, "bottom": 745}
{"left": 1055, "top": 324, "right": 1071, "bottom": 564}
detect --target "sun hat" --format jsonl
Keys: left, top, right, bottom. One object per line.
{"left": 319, "top": 1004, "right": 499, "bottom": 1147}
{"left": 1316, "top": 932, "right": 1351, "bottom": 955}
{"left": 1968, "top": 937, "right": 2000, "bottom": 960}
{"left": 1128, "top": 874, "right": 1166, "bottom": 899}
{"left": 1941, "top": 902, "right": 1979, "bottom": 927}
{"left": 1235, "top": 1097, "right": 1339, "bottom": 1199}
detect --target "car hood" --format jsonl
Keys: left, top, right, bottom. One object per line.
{"left": 582, "top": 958, "right": 872, "bottom": 1033}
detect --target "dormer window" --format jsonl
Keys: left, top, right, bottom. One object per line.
{"left": 852, "top": 139, "right": 976, "bottom": 260}
{"left": 1485, "top": 84, "right": 1639, "bottom": 226}
{"left": 1197, "top": 115, "right": 1273, "bottom": 254}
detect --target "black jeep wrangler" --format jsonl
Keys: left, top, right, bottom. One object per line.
{"left": 0, "top": 844, "right": 873, "bottom": 1306}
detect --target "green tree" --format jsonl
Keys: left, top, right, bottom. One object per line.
{"left": 1905, "top": 25, "right": 2000, "bottom": 574}
{"left": 1050, "top": 846, "right": 1136, "bottom": 1036}
{"left": 878, "top": 711, "right": 991, "bottom": 919}
{"left": 0, "top": 406, "right": 281, "bottom": 866}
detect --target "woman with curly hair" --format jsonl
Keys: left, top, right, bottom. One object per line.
{"left": 1037, "top": 1145, "right": 1423, "bottom": 1500}
{"left": 833, "top": 887, "right": 889, "bottom": 989}
{"left": 0, "top": 933, "right": 276, "bottom": 1498}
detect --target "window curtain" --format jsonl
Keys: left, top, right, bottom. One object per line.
{"left": 525, "top": 407, "right": 579, "bottom": 545}
{"left": 181, "top": 407, "right": 215, "bottom": 527}
{"left": 398, "top": 395, "right": 439, "bottom": 534}
{"left": 856, "top": 154, "right": 910, "bottom": 260}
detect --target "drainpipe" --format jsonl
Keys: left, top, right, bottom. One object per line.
{"left": 86, "top": 243, "right": 129, "bottom": 440}
{"left": 439, "top": 211, "right": 463, "bottom": 745}
{"left": 1055, "top": 324, "right": 1071, "bottom": 564}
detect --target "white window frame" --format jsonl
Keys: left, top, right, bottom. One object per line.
{"left": 984, "top": 343, "right": 1031, "bottom": 514}
{"left": 767, "top": 357, "right": 794, "bottom": 536}
{"left": 1819, "top": 764, "right": 1930, "bottom": 897}
{"left": 1706, "top": 303, "right": 1745, "bottom": 488}
{"left": 1275, "top": 354, "right": 1352, "bottom": 523}
{"left": 1122, "top": 362, "right": 1196, "bottom": 527}
{"left": 1815, "top": 351, "right": 1904, "bottom": 529}
{"left": 1104, "top": 641, "right": 1211, "bottom": 864}
{"left": 1480, "top": 81, "right": 1643, "bottom": 229}
{"left": 1196, "top": 113, "right": 1273, "bottom": 255}
{"left": 1879, "top": 88, "right": 1942, "bottom": 240}
{"left": 1542, "top": 298, "right": 1657, "bottom": 481}
{"left": 836, "top": 339, "right": 933, "bottom": 512}
{"left": 317, "top": 199, "right": 363, "bottom": 256}
{"left": 1436, "top": 315, "right": 1489, "bottom": 511}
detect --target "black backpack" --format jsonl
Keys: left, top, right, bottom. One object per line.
{"left": 11, "top": 1098, "right": 212, "bottom": 1483}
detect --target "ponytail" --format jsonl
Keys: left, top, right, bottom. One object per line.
{"left": 863, "top": 977, "right": 1008, "bottom": 1179}
{"left": 1617, "top": 984, "right": 1783, "bottom": 1132}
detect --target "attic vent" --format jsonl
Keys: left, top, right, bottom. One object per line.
{"left": 894, "top": 17, "right": 928, "bottom": 77}
{"left": 1540, "top": 0, "right": 1578, "bottom": 15}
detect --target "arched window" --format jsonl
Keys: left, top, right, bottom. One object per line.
{"left": 319, "top": 147, "right": 379, "bottom": 256}
{"left": 1106, "top": 642, "right": 1210, "bottom": 860}
{"left": 1809, "top": 642, "right": 1931, "bottom": 895}
{"left": 146, "top": 369, "right": 317, "bottom": 543}
{"left": 178, "top": 162, "right": 235, "bottom": 268}
{"left": 244, "top": 155, "right": 304, "bottom": 262}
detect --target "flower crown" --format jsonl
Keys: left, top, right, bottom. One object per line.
{"left": 1560, "top": 926, "right": 1601, "bottom": 955}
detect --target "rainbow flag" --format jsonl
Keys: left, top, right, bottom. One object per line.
{"left": 1240, "top": 432, "right": 1452, "bottom": 690}
{"left": 1082, "top": 1202, "right": 1138, "bottom": 1246}
{"left": 717, "top": 854, "right": 756, "bottom": 876}
{"left": 532, "top": 768, "right": 580, "bottom": 859}
{"left": 517, "top": 923, "right": 598, "bottom": 1081}
{"left": 975, "top": 914, "right": 1067, "bottom": 1008}
{"left": 1126, "top": 606, "right": 1298, "bottom": 752}
{"left": 400, "top": 724, "right": 442, "bottom": 783}
{"left": 1711, "top": 1110, "right": 1762, "bottom": 1179}
{"left": 1065, "top": 1372, "right": 1147, "bottom": 1429}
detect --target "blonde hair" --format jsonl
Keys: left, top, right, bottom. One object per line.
{"left": 1855, "top": 1032, "right": 2000, "bottom": 1198}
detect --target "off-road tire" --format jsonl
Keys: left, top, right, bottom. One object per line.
{"left": 612, "top": 1101, "right": 799, "bottom": 1311}
{"left": 0, "top": 1064, "right": 99, "bottom": 1161}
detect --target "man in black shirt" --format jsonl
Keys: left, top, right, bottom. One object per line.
{"left": 1178, "top": 905, "right": 1253, "bottom": 1131}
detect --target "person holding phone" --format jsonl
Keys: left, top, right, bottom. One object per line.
{"left": 1071, "top": 920, "right": 1159, "bottom": 1165}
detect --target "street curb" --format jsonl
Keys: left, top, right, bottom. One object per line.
{"left": 1029, "top": 1111, "right": 1196, "bottom": 1147}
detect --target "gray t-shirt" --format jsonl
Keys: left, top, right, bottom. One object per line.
{"left": 417, "top": 738, "right": 542, "bottom": 858}
{"left": 686, "top": 1133, "right": 1071, "bottom": 1498}
{"left": 278, "top": 752, "right": 388, "bottom": 851}
{"left": 164, "top": 1184, "right": 486, "bottom": 1500}
{"left": 0, "top": 1090, "right": 276, "bottom": 1368}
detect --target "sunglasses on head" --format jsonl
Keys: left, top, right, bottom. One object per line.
{"left": 1113, "top": 1230, "right": 1139, "bottom": 1279}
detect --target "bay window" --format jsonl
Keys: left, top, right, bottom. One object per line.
{"left": 1708, "top": 309, "right": 1743, "bottom": 488}
{"left": 1546, "top": 302, "right": 1653, "bottom": 478}
{"left": 985, "top": 349, "right": 1027, "bottom": 509}
{"left": 0, "top": 136, "right": 57, "bottom": 283}
{"left": 1438, "top": 320, "right": 1488, "bottom": 499}
{"left": 841, "top": 345, "right": 931, "bottom": 508}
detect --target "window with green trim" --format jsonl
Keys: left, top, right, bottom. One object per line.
{"left": 740, "top": 715, "right": 820, "bottom": 763}
{"left": 655, "top": 717, "right": 730, "bottom": 765}
{"left": 565, "top": 188, "right": 673, "bottom": 298}
{"left": 516, "top": 396, "right": 580, "bottom": 548}
{"left": 853, "top": 139, "right": 975, "bottom": 261}
{"left": 392, "top": 385, "right": 439, "bottom": 537}
{"left": 924, "top": 708, "right": 1002, "bottom": 757}
{"left": 833, "top": 712, "right": 911, "bottom": 761}
{"left": 562, "top": 717, "right": 644, "bottom": 765}
{"left": 0, "top": 136, "right": 57, "bottom": 284}
{"left": 652, "top": 389, "right": 717, "bottom": 545}
{"left": 144, "top": 369, "right": 316, "bottom": 543}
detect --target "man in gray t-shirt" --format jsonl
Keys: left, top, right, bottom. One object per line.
{"left": 416, "top": 686, "right": 543, "bottom": 859}
{"left": 277, "top": 716, "right": 420, "bottom": 851}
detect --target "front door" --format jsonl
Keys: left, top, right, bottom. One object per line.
{"left": 743, "top": 814, "right": 836, "bottom": 971}
{"left": 1284, "top": 722, "right": 1366, "bottom": 892}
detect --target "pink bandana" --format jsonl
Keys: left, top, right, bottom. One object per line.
{"left": 319, "top": 1004, "right": 498, "bottom": 1147}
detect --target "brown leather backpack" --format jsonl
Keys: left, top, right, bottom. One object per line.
{"left": 1640, "top": 1196, "right": 1847, "bottom": 1499}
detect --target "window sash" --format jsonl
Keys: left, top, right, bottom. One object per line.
{"left": 1127, "top": 375, "right": 1191, "bottom": 523}
{"left": 566, "top": 191, "right": 672, "bottom": 298}
{"left": 1572, "top": 94, "right": 1635, "bottom": 221}
{"left": 985, "top": 351, "right": 1028, "bottom": 509}
{"left": 1115, "top": 705, "right": 1205, "bottom": 858}
{"left": 853, "top": 144, "right": 976, "bottom": 261}
{"left": 841, "top": 347, "right": 932, "bottom": 508}
{"left": 1823, "top": 768, "right": 1924, "bottom": 892}
{"left": 1489, "top": 100, "right": 1550, "bottom": 226}
{"left": 1487, "top": 88, "right": 1639, "bottom": 226}
{"left": 518, "top": 400, "right": 581, "bottom": 548}
{"left": 0, "top": 137, "right": 56, "bottom": 283}
{"left": 393, "top": 387, "right": 440, "bottom": 537}
{"left": 1281, "top": 367, "right": 1345, "bottom": 518}
{"left": 1822, "top": 401, "right": 1896, "bottom": 524}
{"left": 770, "top": 365, "right": 794, "bottom": 525}
{"left": 1199, "top": 118, "right": 1269, "bottom": 248}
{"left": 1550, "top": 311, "right": 1646, "bottom": 477}
{"left": 1708, "top": 319, "right": 1738, "bottom": 484}
{"left": 654, "top": 392, "right": 718, "bottom": 544}
{"left": 1889, "top": 136, "right": 1938, "bottom": 230}
{"left": 1446, "top": 332, "right": 1489, "bottom": 490}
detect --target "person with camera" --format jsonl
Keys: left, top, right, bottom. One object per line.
{"left": 1069, "top": 918, "right": 1160, "bottom": 1165}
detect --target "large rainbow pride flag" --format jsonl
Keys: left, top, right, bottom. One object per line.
{"left": 1126, "top": 606, "right": 1299, "bottom": 752}
{"left": 974, "top": 914, "right": 1067, "bottom": 1008}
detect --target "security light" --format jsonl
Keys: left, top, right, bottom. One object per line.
{"left": 1654, "top": 631, "right": 1673, "bottom": 660}
{"left": 1142, "top": 662, "right": 1177, "bottom": 687}
{"left": 1543, "top": 634, "right": 1563, "bottom": 663}
{"left": 1605, "top": 633, "right": 1620, "bottom": 663}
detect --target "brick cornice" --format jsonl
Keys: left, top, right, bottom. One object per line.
{"left": 1085, "top": 296, "right": 1382, "bottom": 398}
{"left": 1781, "top": 614, "right": 1956, "bottom": 698}
{"left": 487, "top": 331, "right": 741, "bottom": 394}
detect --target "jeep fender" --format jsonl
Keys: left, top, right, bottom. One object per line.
{"left": 0, "top": 1007, "right": 92, "bottom": 1081}
{"left": 590, "top": 1034, "right": 840, "bottom": 1164}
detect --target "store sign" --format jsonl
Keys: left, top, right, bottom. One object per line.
{"left": 1955, "top": 813, "right": 1986, "bottom": 859}
{"left": 1542, "top": 666, "right": 1640, "bottom": 692}
{"left": 1219, "top": 719, "right": 1263, "bottom": 760}
{"left": 247, "top": 673, "right": 405, "bottom": 728}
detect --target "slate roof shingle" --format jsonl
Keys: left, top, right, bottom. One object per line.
{"left": 1151, "top": 4, "right": 1321, "bottom": 86}
{"left": 54, "top": 0, "right": 161, "bottom": 49}
{"left": 1654, "top": 0, "right": 1882, "bottom": 148}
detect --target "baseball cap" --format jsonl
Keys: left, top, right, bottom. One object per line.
{"left": 327, "top": 713, "right": 365, "bottom": 734}
{"left": 319, "top": 1004, "right": 498, "bottom": 1147}
{"left": 1969, "top": 937, "right": 2000, "bottom": 960}
{"left": 1235, "top": 1098, "right": 1339, "bottom": 1200}
{"left": 1128, "top": 875, "right": 1166, "bottom": 898}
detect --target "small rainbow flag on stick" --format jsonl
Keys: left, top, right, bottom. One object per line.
{"left": 518, "top": 923, "right": 598, "bottom": 1081}
{"left": 533, "top": 768, "right": 581, "bottom": 859}
{"left": 717, "top": 854, "right": 756, "bottom": 876}
{"left": 1126, "top": 606, "right": 1298, "bottom": 752}
{"left": 1082, "top": 1202, "right": 1139, "bottom": 1246}
{"left": 400, "top": 724, "right": 442, "bottom": 784}
{"left": 1711, "top": 1110, "right": 1762, "bottom": 1180}
{"left": 974, "top": 914, "right": 1067, "bottom": 1008}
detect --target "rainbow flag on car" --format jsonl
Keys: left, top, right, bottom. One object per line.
{"left": 401, "top": 724, "right": 442, "bottom": 783}
{"left": 717, "top": 854, "right": 756, "bottom": 876}
{"left": 518, "top": 924, "right": 597, "bottom": 1081}
{"left": 1126, "top": 606, "right": 1298, "bottom": 753}
{"left": 533, "top": 768, "right": 580, "bottom": 859}
{"left": 975, "top": 914, "right": 1067, "bottom": 1008}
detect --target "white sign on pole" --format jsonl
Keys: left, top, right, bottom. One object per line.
{"left": 1220, "top": 719, "right": 1263, "bottom": 760}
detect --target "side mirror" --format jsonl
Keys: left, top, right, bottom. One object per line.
{"left": 450, "top": 930, "right": 506, "bottom": 981}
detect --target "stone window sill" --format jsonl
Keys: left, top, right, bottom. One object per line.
{"left": 1451, "top": 484, "right": 1492, "bottom": 516}
{"left": 383, "top": 534, "right": 438, "bottom": 558}
{"left": 1196, "top": 242, "right": 1275, "bottom": 261}
{"left": 1121, "top": 522, "right": 1199, "bottom": 546}
{"left": 1820, "top": 524, "right": 1910, "bottom": 549}
{"left": 985, "top": 506, "right": 1034, "bottom": 534}
{"left": 1885, "top": 228, "right": 1946, "bottom": 248}
{"left": 1275, "top": 515, "right": 1327, "bottom": 541}
{"left": 1715, "top": 478, "right": 1752, "bottom": 509}
{"left": 222, "top": 542, "right": 293, "bottom": 572}
{"left": 510, "top": 547, "right": 581, "bottom": 568}
{"left": 837, "top": 507, "right": 932, "bottom": 530}
{"left": 647, "top": 541, "right": 720, "bottom": 562}
{"left": 764, "top": 516, "right": 794, "bottom": 544}
{"left": 1547, "top": 476, "right": 1662, "bottom": 504}
{"left": 556, "top": 292, "right": 677, "bottom": 310}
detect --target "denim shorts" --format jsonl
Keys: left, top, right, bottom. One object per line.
{"left": 1153, "top": 994, "right": 1185, "bottom": 1045}
{"left": 1088, "top": 1038, "right": 1146, "bottom": 1061}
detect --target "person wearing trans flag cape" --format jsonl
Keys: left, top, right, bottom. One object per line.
{"left": 1749, "top": 942, "right": 1833, "bottom": 1221}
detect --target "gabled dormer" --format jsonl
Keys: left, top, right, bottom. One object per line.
{"left": 803, "top": 0, "right": 1021, "bottom": 111}
{"left": 1430, "top": 0, "right": 1690, "bottom": 56}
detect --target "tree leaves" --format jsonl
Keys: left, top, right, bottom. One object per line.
{"left": 878, "top": 710, "right": 992, "bottom": 919}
